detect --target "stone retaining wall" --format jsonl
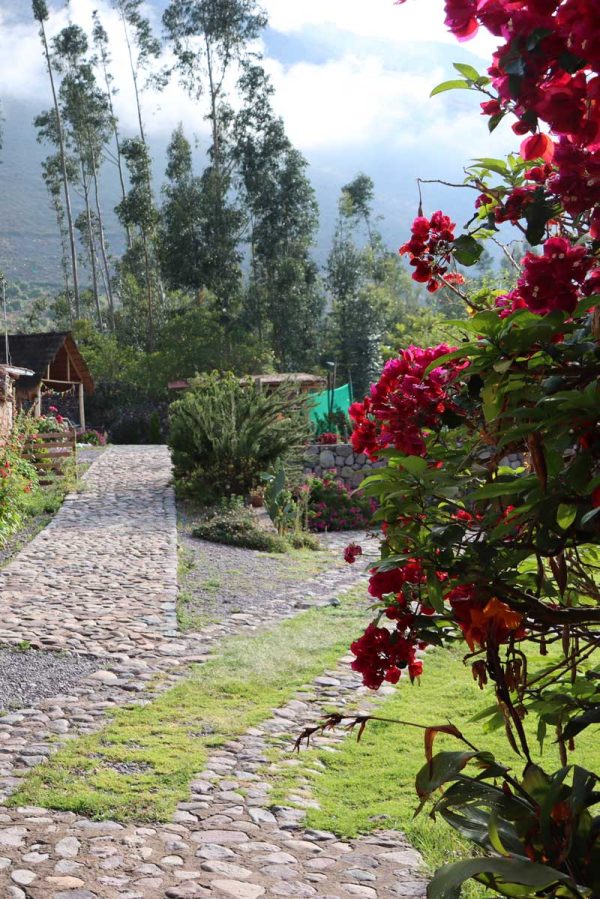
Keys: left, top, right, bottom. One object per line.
{"left": 303, "top": 443, "right": 385, "bottom": 489}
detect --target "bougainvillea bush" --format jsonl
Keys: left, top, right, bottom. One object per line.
{"left": 307, "top": 471, "right": 375, "bottom": 532}
{"left": 0, "top": 419, "right": 39, "bottom": 545}
{"left": 337, "top": 2, "right": 600, "bottom": 897}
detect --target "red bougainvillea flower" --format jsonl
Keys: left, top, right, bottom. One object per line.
{"left": 592, "top": 487, "right": 600, "bottom": 508}
{"left": 494, "top": 289, "right": 529, "bottom": 318}
{"left": 494, "top": 186, "right": 537, "bottom": 224}
{"left": 454, "top": 509, "right": 473, "bottom": 523}
{"left": 344, "top": 543, "right": 363, "bottom": 564}
{"left": 518, "top": 237, "right": 597, "bottom": 315}
{"left": 520, "top": 133, "right": 555, "bottom": 162}
{"left": 350, "top": 622, "right": 423, "bottom": 689}
{"left": 549, "top": 140, "right": 600, "bottom": 217}
{"left": 400, "top": 211, "right": 458, "bottom": 291}
{"left": 350, "top": 345, "right": 468, "bottom": 460}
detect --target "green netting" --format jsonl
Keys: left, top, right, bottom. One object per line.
{"left": 309, "top": 383, "right": 353, "bottom": 428}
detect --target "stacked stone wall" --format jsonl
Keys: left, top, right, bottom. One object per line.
{"left": 303, "top": 443, "right": 385, "bottom": 489}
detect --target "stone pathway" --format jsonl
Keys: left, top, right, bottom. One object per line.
{"left": 0, "top": 446, "right": 425, "bottom": 898}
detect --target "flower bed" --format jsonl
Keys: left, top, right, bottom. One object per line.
{"left": 307, "top": 472, "right": 375, "bottom": 532}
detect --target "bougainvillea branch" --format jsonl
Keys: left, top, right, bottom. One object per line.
{"left": 328, "top": 1, "right": 600, "bottom": 895}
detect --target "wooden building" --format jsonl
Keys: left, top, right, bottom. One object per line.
{"left": 168, "top": 373, "right": 326, "bottom": 395}
{"left": 0, "top": 364, "right": 34, "bottom": 439}
{"left": 4, "top": 332, "right": 94, "bottom": 430}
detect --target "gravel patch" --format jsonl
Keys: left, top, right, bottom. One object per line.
{"left": 0, "top": 648, "right": 99, "bottom": 711}
{"left": 178, "top": 500, "right": 378, "bottom": 629}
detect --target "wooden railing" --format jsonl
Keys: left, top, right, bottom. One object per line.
{"left": 25, "top": 430, "right": 77, "bottom": 483}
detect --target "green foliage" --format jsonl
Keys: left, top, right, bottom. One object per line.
{"left": 420, "top": 754, "right": 599, "bottom": 899}
{"left": 325, "top": 180, "right": 422, "bottom": 397}
{"left": 383, "top": 305, "right": 458, "bottom": 356}
{"left": 169, "top": 371, "right": 310, "bottom": 503}
{"left": 0, "top": 418, "right": 39, "bottom": 545}
{"left": 262, "top": 462, "right": 313, "bottom": 539}
{"left": 192, "top": 500, "right": 290, "bottom": 553}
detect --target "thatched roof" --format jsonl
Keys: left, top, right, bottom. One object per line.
{"left": 3, "top": 332, "right": 94, "bottom": 393}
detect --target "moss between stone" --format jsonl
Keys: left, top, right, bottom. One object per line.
{"left": 10, "top": 591, "right": 367, "bottom": 822}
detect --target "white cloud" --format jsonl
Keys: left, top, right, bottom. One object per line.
{"left": 262, "top": 0, "right": 499, "bottom": 59}
{"left": 265, "top": 52, "right": 515, "bottom": 160}
{"left": 0, "top": 0, "right": 509, "bottom": 158}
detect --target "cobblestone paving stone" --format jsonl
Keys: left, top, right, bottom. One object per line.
{"left": 0, "top": 446, "right": 425, "bottom": 898}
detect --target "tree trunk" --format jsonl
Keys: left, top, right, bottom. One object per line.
{"left": 39, "top": 20, "right": 81, "bottom": 316}
{"left": 120, "top": 11, "right": 147, "bottom": 149}
{"left": 99, "top": 57, "right": 132, "bottom": 248}
{"left": 142, "top": 231, "right": 155, "bottom": 350}
{"left": 81, "top": 160, "right": 102, "bottom": 329}
{"left": 91, "top": 150, "right": 116, "bottom": 330}
{"left": 50, "top": 192, "right": 73, "bottom": 323}
{"left": 205, "top": 39, "right": 221, "bottom": 175}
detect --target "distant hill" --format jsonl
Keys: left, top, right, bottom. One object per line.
{"left": 0, "top": 25, "right": 504, "bottom": 304}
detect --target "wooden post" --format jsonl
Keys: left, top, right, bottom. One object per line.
{"left": 34, "top": 384, "right": 42, "bottom": 418}
{"left": 78, "top": 381, "right": 86, "bottom": 431}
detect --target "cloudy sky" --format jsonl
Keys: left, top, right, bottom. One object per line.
{"left": 0, "top": 0, "right": 518, "bottom": 282}
{"left": 0, "top": 0, "right": 510, "bottom": 156}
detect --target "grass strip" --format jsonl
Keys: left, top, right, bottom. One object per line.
{"left": 267, "top": 645, "right": 600, "bottom": 894}
{"left": 10, "top": 593, "right": 367, "bottom": 822}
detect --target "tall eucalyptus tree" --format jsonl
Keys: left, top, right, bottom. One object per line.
{"left": 110, "top": 0, "right": 161, "bottom": 149}
{"left": 162, "top": 0, "right": 267, "bottom": 312}
{"left": 233, "top": 65, "right": 323, "bottom": 368}
{"left": 32, "top": 0, "right": 81, "bottom": 315}
{"left": 91, "top": 10, "right": 131, "bottom": 246}
{"left": 52, "top": 25, "right": 116, "bottom": 329}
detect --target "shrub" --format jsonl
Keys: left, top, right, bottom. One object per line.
{"left": 307, "top": 472, "right": 374, "bottom": 532}
{"left": 192, "top": 501, "right": 289, "bottom": 553}
{"left": 34, "top": 413, "right": 71, "bottom": 434}
{"left": 0, "top": 417, "right": 39, "bottom": 545}
{"left": 316, "top": 432, "right": 340, "bottom": 445}
{"left": 169, "top": 372, "right": 310, "bottom": 504}
{"left": 78, "top": 429, "right": 107, "bottom": 446}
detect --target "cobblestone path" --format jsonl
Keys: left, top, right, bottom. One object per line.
{"left": 0, "top": 447, "right": 425, "bottom": 899}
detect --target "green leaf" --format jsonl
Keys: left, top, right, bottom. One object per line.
{"left": 557, "top": 504, "right": 577, "bottom": 530}
{"left": 427, "top": 856, "right": 580, "bottom": 899}
{"left": 576, "top": 294, "right": 600, "bottom": 316}
{"left": 562, "top": 708, "right": 600, "bottom": 742}
{"left": 581, "top": 508, "right": 600, "bottom": 526}
{"left": 452, "top": 62, "right": 480, "bottom": 81}
{"left": 466, "top": 476, "right": 538, "bottom": 501}
{"left": 481, "top": 382, "right": 503, "bottom": 422}
{"left": 488, "top": 812, "right": 511, "bottom": 857}
{"left": 416, "top": 751, "right": 491, "bottom": 800}
{"left": 453, "top": 234, "right": 484, "bottom": 266}
{"left": 397, "top": 455, "right": 429, "bottom": 476}
{"left": 488, "top": 112, "right": 505, "bottom": 133}
{"left": 430, "top": 79, "right": 471, "bottom": 96}
{"left": 471, "top": 158, "right": 509, "bottom": 176}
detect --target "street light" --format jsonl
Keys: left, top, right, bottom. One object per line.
{"left": 325, "top": 360, "right": 337, "bottom": 423}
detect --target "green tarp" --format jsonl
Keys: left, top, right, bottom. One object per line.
{"left": 309, "top": 383, "right": 353, "bottom": 428}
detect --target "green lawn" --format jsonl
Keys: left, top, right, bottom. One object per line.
{"left": 10, "top": 592, "right": 367, "bottom": 822}
{"left": 266, "top": 644, "right": 600, "bottom": 888}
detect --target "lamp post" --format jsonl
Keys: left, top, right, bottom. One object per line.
{"left": 325, "top": 360, "right": 337, "bottom": 426}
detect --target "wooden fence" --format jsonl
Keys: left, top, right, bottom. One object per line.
{"left": 25, "top": 430, "right": 77, "bottom": 483}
